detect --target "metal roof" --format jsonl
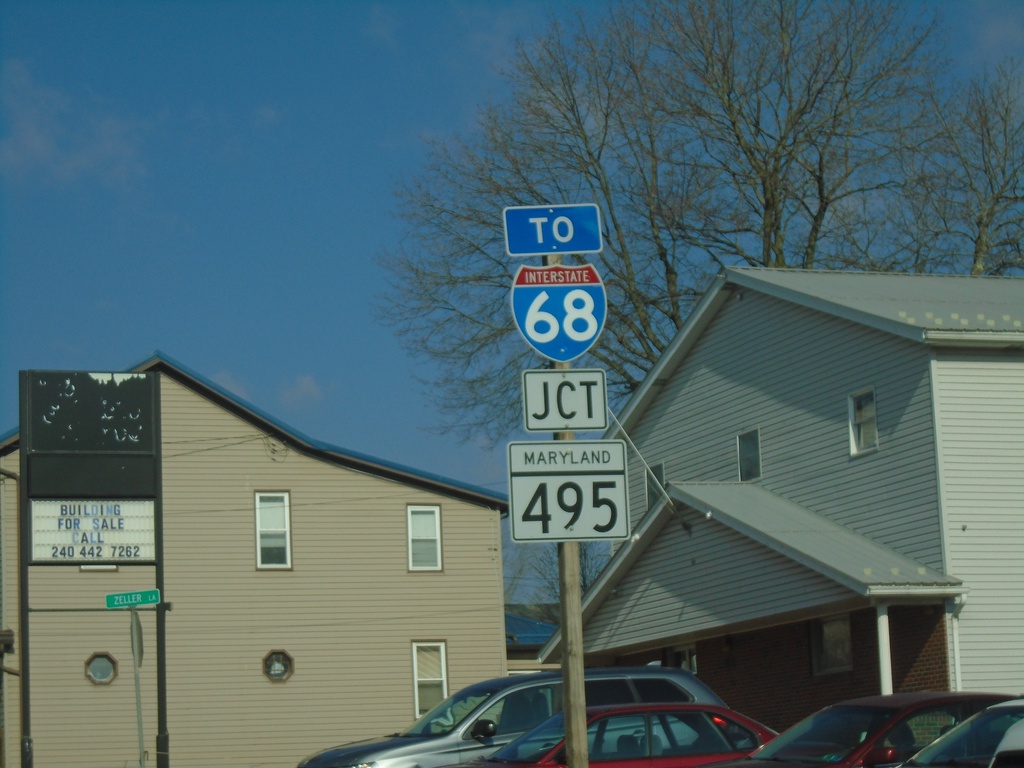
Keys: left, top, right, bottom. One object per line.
{"left": 1, "top": 351, "right": 507, "bottom": 511}
{"left": 726, "top": 267, "right": 1024, "bottom": 344}
{"left": 669, "top": 482, "right": 963, "bottom": 596}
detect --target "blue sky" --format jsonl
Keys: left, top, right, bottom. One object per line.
{"left": 2, "top": 0, "right": 1024, "bottom": 498}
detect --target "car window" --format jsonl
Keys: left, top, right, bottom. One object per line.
{"left": 491, "top": 713, "right": 567, "bottom": 763}
{"left": 586, "top": 678, "right": 636, "bottom": 706}
{"left": 913, "top": 706, "right": 1024, "bottom": 767}
{"left": 753, "top": 705, "right": 894, "bottom": 763}
{"left": 884, "top": 707, "right": 962, "bottom": 762}
{"left": 650, "top": 712, "right": 732, "bottom": 756}
{"left": 633, "top": 677, "right": 693, "bottom": 703}
{"left": 589, "top": 714, "right": 647, "bottom": 761}
{"left": 476, "top": 684, "right": 559, "bottom": 737}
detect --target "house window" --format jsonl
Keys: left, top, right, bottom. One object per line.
{"left": 737, "top": 429, "right": 761, "bottom": 481}
{"left": 256, "top": 492, "right": 291, "bottom": 569}
{"left": 646, "top": 463, "right": 666, "bottom": 510}
{"left": 263, "top": 650, "right": 294, "bottom": 682}
{"left": 811, "top": 614, "right": 852, "bottom": 674}
{"left": 85, "top": 652, "right": 117, "bottom": 685}
{"left": 408, "top": 505, "right": 441, "bottom": 570}
{"left": 849, "top": 389, "right": 878, "bottom": 454}
{"left": 413, "top": 642, "right": 447, "bottom": 717}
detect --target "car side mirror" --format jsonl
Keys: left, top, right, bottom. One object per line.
{"left": 863, "top": 746, "right": 900, "bottom": 767}
{"left": 471, "top": 719, "right": 498, "bottom": 741}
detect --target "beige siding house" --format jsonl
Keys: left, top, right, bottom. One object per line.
{"left": 0, "top": 354, "right": 508, "bottom": 768}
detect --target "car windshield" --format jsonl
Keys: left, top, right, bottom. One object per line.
{"left": 490, "top": 713, "right": 567, "bottom": 764}
{"left": 402, "top": 688, "right": 496, "bottom": 737}
{"left": 907, "top": 705, "right": 1024, "bottom": 768}
{"left": 751, "top": 706, "right": 895, "bottom": 764}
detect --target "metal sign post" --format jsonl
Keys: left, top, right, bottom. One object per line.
{"left": 504, "top": 205, "right": 615, "bottom": 768}
{"left": 108, "top": 589, "right": 159, "bottom": 768}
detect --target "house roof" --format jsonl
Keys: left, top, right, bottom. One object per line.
{"left": 505, "top": 612, "right": 556, "bottom": 648}
{"left": 1, "top": 351, "right": 507, "bottom": 511}
{"left": 612, "top": 268, "right": 1024, "bottom": 437}
{"left": 727, "top": 267, "right": 1024, "bottom": 344}
{"left": 668, "top": 483, "right": 962, "bottom": 596}
{"left": 539, "top": 482, "right": 965, "bottom": 662}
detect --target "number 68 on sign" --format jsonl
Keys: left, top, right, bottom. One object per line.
{"left": 507, "top": 440, "right": 630, "bottom": 542}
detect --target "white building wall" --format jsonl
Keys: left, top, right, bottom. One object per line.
{"left": 933, "top": 351, "right": 1024, "bottom": 693}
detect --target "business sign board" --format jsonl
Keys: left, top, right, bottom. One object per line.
{"left": 522, "top": 369, "right": 607, "bottom": 432}
{"left": 507, "top": 440, "right": 629, "bottom": 542}
{"left": 20, "top": 370, "right": 160, "bottom": 565}
{"left": 511, "top": 264, "right": 607, "bottom": 362}
{"left": 32, "top": 500, "right": 156, "bottom": 564}
{"left": 503, "top": 204, "right": 603, "bottom": 257}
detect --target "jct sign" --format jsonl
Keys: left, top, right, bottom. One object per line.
{"left": 522, "top": 369, "right": 607, "bottom": 432}
{"left": 507, "top": 440, "right": 629, "bottom": 542}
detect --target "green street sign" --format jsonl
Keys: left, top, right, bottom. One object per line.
{"left": 105, "top": 589, "right": 160, "bottom": 609}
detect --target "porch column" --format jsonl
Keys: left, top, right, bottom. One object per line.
{"left": 876, "top": 603, "right": 893, "bottom": 694}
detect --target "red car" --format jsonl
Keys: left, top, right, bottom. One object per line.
{"left": 474, "top": 702, "right": 776, "bottom": 768}
{"left": 709, "top": 692, "right": 1014, "bottom": 768}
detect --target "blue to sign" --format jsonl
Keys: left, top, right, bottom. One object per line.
{"left": 503, "top": 204, "right": 603, "bottom": 257}
{"left": 511, "top": 264, "right": 607, "bottom": 362}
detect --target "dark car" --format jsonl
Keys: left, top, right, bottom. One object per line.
{"left": 474, "top": 702, "right": 776, "bottom": 768}
{"left": 902, "top": 698, "right": 1024, "bottom": 768}
{"left": 990, "top": 717, "right": 1024, "bottom": 768}
{"left": 707, "top": 692, "right": 1014, "bottom": 768}
{"left": 298, "top": 667, "right": 726, "bottom": 768}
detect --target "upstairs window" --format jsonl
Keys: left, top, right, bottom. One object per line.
{"left": 256, "top": 492, "right": 291, "bottom": 569}
{"left": 849, "top": 389, "right": 879, "bottom": 455}
{"left": 737, "top": 429, "right": 761, "bottom": 481}
{"left": 408, "top": 505, "right": 441, "bottom": 570}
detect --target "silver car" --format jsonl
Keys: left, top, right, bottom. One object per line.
{"left": 297, "top": 667, "right": 726, "bottom": 768}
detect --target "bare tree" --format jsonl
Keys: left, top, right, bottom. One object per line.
{"left": 379, "top": 1, "right": 991, "bottom": 443}
{"left": 514, "top": 541, "right": 611, "bottom": 624}
{"left": 901, "top": 61, "right": 1024, "bottom": 275}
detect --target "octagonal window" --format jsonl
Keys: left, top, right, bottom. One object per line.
{"left": 263, "top": 650, "right": 293, "bottom": 682}
{"left": 86, "top": 653, "right": 117, "bottom": 685}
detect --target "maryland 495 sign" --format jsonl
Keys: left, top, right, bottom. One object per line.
{"left": 507, "top": 440, "right": 629, "bottom": 542}
{"left": 511, "top": 264, "right": 607, "bottom": 363}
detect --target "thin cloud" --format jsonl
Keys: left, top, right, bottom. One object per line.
{"left": 0, "top": 59, "right": 148, "bottom": 190}
{"left": 210, "top": 370, "right": 250, "bottom": 401}
{"left": 280, "top": 374, "right": 324, "bottom": 410}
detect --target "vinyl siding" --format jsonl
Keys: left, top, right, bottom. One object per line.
{"left": 612, "top": 290, "right": 944, "bottom": 639}
{"left": 2, "top": 373, "right": 506, "bottom": 768}
{"left": 626, "top": 291, "right": 943, "bottom": 565}
{"left": 933, "top": 352, "right": 1024, "bottom": 693}
{"left": 586, "top": 513, "right": 852, "bottom": 654}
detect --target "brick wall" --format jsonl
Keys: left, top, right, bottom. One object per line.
{"left": 652, "top": 606, "right": 949, "bottom": 731}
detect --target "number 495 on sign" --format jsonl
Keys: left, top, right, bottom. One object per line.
{"left": 515, "top": 479, "right": 629, "bottom": 543}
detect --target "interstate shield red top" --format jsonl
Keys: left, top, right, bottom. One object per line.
{"left": 510, "top": 264, "right": 607, "bottom": 362}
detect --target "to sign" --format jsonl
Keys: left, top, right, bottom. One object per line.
{"left": 511, "top": 264, "right": 607, "bottom": 362}
{"left": 504, "top": 204, "right": 603, "bottom": 257}
{"left": 523, "top": 369, "right": 607, "bottom": 432}
{"left": 507, "top": 440, "right": 629, "bottom": 542}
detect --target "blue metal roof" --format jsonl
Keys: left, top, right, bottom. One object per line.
{"left": 2, "top": 351, "right": 507, "bottom": 510}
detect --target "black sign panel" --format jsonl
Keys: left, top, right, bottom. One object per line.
{"left": 21, "top": 371, "right": 159, "bottom": 498}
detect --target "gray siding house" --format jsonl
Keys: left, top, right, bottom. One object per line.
{"left": 541, "top": 268, "right": 1024, "bottom": 730}
{"left": 0, "top": 354, "right": 508, "bottom": 768}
